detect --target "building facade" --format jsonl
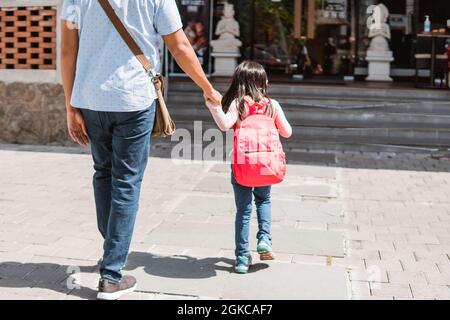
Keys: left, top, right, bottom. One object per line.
{"left": 213, "top": 0, "right": 450, "bottom": 82}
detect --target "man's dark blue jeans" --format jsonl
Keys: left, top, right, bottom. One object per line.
{"left": 81, "top": 102, "right": 155, "bottom": 283}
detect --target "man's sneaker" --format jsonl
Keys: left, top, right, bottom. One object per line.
{"left": 235, "top": 255, "right": 252, "bottom": 274}
{"left": 257, "top": 238, "right": 275, "bottom": 261}
{"left": 97, "top": 275, "right": 137, "bottom": 300}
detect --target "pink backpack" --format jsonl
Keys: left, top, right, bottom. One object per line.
{"left": 232, "top": 99, "right": 287, "bottom": 187}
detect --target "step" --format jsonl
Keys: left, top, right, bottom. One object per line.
{"left": 159, "top": 121, "right": 450, "bottom": 148}
{"left": 295, "top": 127, "right": 450, "bottom": 147}
{"left": 168, "top": 80, "right": 450, "bottom": 101}
{"left": 168, "top": 107, "right": 450, "bottom": 130}
{"left": 168, "top": 92, "right": 450, "bottom": 115}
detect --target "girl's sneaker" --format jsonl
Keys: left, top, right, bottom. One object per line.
{"left": 257, "top": 238, "right": 275, "bottom": 261}
{"left": 235, "top": 255, "right": 252, "bottom": 274}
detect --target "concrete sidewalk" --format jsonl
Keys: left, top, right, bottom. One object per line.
{"left": 0, "top": 145, "right": 449, "bottom": 299}
{"left": 0, "top": 146, "right": 348, "bottom": 300}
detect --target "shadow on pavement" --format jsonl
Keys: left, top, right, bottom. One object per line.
{"left": 0, "top": 262, "right": 98, "bottom": 300}
{"left": 0, "top": 255, "right": 270, "bottom": 299}
{"left": 124, "top": 252, "right": 269, "bottom": 278}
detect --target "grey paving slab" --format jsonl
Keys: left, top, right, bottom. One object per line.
{"left": 173, "top": 195, "right": 344, "bottom": 222}
{"left": 272, "top": 227, "right": 344, "bottom": 257}
{"left": 273, "top": 199, "right": 343, "bottom": 223}
{"left": 124, "top": 251, "right": 348, "bottom": 299}
{"left": 209, "top": 164, "right": 230, "bottom": 173}
{"left": 273, "top": 183, "right": 338, "bottom": 199}
{"left": 145, "top": 221, "right": 344, "bottom": 257}
{"left": 221, "top": 263, "right": 348, "bottom": 300}
{"left": 285, "top": 165, "right": 337, "bottom": 180}
{"left": 173, "top": 195, "right": 235, "bottom": 216}
{"left": 145, "top": 221, "right": 234, "bottom": 250}
{"left": 193, "top": 176, "right": 233, "bottom": 194}
{"left": 124, "top": 251, "right": 233, "bottom": 298}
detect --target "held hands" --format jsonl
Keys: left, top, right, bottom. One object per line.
{"left": 203, "top": 87, "right": 222, "bottom": 108}
{"left": 66, "top": 107, "right": 89, "bottom": 147}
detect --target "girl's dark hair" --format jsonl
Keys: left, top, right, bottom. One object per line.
{"left": 221, "top": 60, "right": 273, "bottom": 120}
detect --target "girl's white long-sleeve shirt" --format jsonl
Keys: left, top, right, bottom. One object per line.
{"left": 206, "top": 98, "right": 293, "bottom": 138}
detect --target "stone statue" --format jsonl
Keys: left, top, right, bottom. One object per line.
{"left": 367, "top": 3, "right": 391, "bottom": 41}
{"left": 365, "top": 3, "right": 394, "bottom": 82}
{"left": 211, "top": 1, "right": 242, "bottom": 76}
{"left": 211, "top": 2, "right": 242, "bottom": 54}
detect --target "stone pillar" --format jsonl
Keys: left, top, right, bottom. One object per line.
{"left": 211, "top": 52, "right": 240, "bottom": 77}
{"left": 366, "top": 37, "right": 394, "bottom": 82}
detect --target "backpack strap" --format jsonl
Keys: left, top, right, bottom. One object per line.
{"left": 245, "top": 98, "right": 268, "bottom": 116}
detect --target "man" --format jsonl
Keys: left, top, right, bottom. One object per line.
{"left": 60, "top": 0, "right": 221, "bottom": 300}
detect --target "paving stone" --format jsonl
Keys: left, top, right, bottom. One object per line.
{"left": 146, "top": 245, "right": 190, "bottom": 256}
{"left": 349, "top": 269, "right": 388, "bottom": 283}
{"left": 0, "top": 262, "right": 38, "bottom": 279}
{"left": 123, "top": 251, "right": 234, "bottom": 298}
{"left": 424, "top": 271, "right": 450, "bottom": 286}
{"left": 365, "top": 259, "right": 404, "bottom": 272}
{"left": 145, "top": 221, "right": 345, "bottom": 257}
{"left": 274, "top": 183, "right": 338, "bottom": 199}
{"left": 52, "top": 236, "right": 93, "bottom": 249}
{"left": 351, "top": 295, "right": 393, "bottom": 300}
{"left": 331, "top": 257, "right": 365, "bottom": 270}
{"left": 347, "top": 231, "right": 376, "bottom": 241}
{"left": 328, "top": 223, "right": 358, "bottom": 232}
{"left": 297, "top": 221, "right": 328, "bottom": 231}
{"left": 19, "top": 244, "right": 60, "bottom": 257}
{"left": 151, "top": 293, "right": 201, "bottom": 300}
{"left": 173, "top": 195, "right": 235, "bottom": 216}
{"left": 283, "top": 165, "right": 337, "bottom": 180}
{"left": 387, "top": 270, "right": 428, "bottom": 285}
{"left": 347, "top": 249, "right": 380, "bottom": 260}
{"left": 193, "top": 177, "right": 233, "bottom": 194}
{"left": 370, "top": 283, "right": 413, "bottom": 299}
{"left": 292, "top": 254, "right": 327, "bottom": 266}
{"left": 379, "top": 250, "right": 416, "bottom": 263}
{"left": 118, "top": 292, "right": 156, "bottom": 300}
{"left": 221, "top": 263, "right": 348, "bottom": 300}
{"left": 0, "top": 278, "right": 36, "bottom": 296}
{"left": 275, "top": 200, "right": 343, "bottom": 223}
{"left": 401, "top": 261, "right": 440, "bottom": 273}
{"left": 410, "top": 284, "right": 450, "bottom": 299}
{"left": 351, "top": 281, "right": 371, "bottom": 297}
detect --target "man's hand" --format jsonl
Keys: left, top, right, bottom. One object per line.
{"left": 67, "top": 107, "right": 89, "bottom": 147}
{"left": 163, "top": 30, "right": 222, "bottom": 106}
{"left": 203, "top": 88, "right": 222, "bottom": 106}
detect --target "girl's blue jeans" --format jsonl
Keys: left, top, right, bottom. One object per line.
{"left": 231, "top": 173, "right": 272, "bottom": 258}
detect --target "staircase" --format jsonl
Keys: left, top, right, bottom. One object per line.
{"left": 155, "top": 80, "right": 450, "bottom": 161}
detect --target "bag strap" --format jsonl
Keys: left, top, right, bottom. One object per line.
{"left": 98, "top": 0, "right": 153, "bottom": 75}
{"left": 244, "top": 98, "right": 268, "bottom": 116}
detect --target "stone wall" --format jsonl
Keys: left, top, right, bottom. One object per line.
{"left": 0, "top": 81, "right": 71, "bottom": 145}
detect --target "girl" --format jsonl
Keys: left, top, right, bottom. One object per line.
{"left": 206, "top": 61, "right": 292, "bottom": 274}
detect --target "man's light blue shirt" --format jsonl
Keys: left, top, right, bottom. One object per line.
{"left": 60, "top": 0, "right": 182, "bottom": 112}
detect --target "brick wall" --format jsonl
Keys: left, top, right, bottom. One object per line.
{"left": 0, "top": 6, "right": 57, "bottom": 70}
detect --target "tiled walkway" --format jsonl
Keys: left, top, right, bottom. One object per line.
{"left": 0, "top": 145, "right": 449, "bottom": 299}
